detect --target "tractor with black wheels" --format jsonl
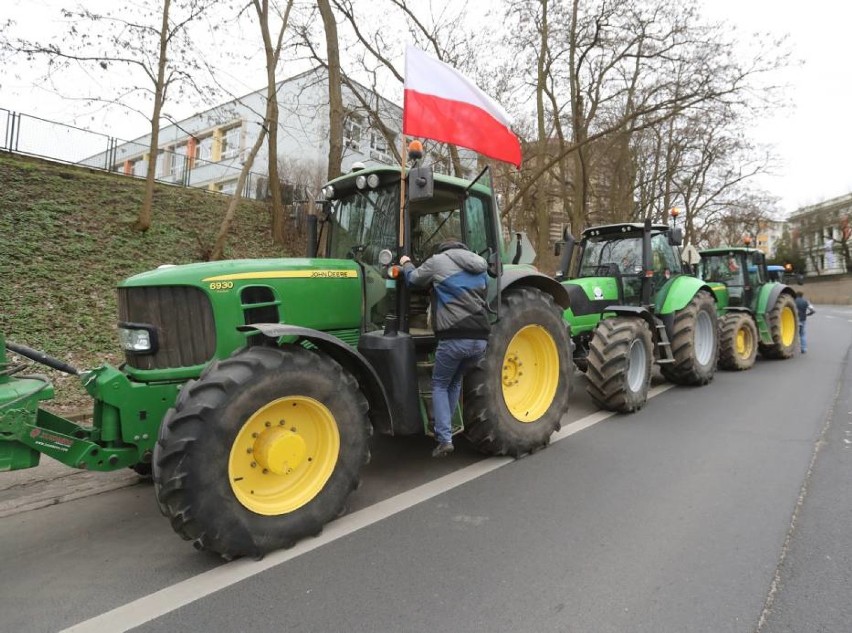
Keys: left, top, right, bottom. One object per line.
{"left": 554, "top": 219, "right": 718, "bottom": 414}
{"left": 696, "top": 246, "right": 797, "bottom": 370}
{"left": 1, "top": 147, "right": 573, "bottom": 559}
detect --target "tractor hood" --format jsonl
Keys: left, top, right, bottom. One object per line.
{"left": 119, "top": 258, "right": 360, "bottom": 288}
{"left": 116, "top": 258, "right": 364, "bottom": 381}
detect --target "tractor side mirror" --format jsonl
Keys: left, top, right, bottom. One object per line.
{"left": 486, "top": 249, "right": 500, "bottom": 278}
{"left": 407, "top": 166, "right": 434, "bottom": 201}
{"left": 669, "top": 227, "right": 683, "bottom": 246}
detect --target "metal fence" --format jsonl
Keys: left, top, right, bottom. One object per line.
{"left": 0, "top": 108, "right": 301, "bottom": 202}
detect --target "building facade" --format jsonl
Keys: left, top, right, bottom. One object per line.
{"left": 80, "top": 68, "right": 407, "bottom": 199}
{"left": 788, "top": 193, "right": 852, "bottom": 276}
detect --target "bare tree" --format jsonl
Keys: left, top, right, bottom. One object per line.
{"left": 2, "top": 0, "right": 216, "bottom": 232}
{"left": 498, "top": 0, "right": 790, "bottom": 257}
{"left": 253, "top": 0, "right": 294, "bottom": 245}
{"left": 210, "top": 0, "right": 294, "bottom": 259}
{"left": 317, "top": 0, "right": 344, "bottom": 181}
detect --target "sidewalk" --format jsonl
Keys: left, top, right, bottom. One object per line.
{"left": 0, "top": 454, "right": 141, "bottom": 518}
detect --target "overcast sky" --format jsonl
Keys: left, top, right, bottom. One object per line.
{"left": 3, "top": 0, "right": 851, "bottom": 217}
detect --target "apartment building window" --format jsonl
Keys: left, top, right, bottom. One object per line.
{"left": 197, "top": 135, "right": 214, "bottom": 163}
{"left": 221, "top": 125, "right": 241, "bottom": 160}
{"left": 370, "top": 130, "right": 387, "bottom": 153}
{"left": 172, "top": 143, "right": 187, "bottom": 179}
{"left": 344, "top": 114, "right": 363, "bottom": 150}
{"left": 155, "top": 151, "right": 172, "bottom": 179}
{"left": 369, "top": 130, "right": 395, "bottom": 163}
{"left": 219, "top": 180, "right": 238, "bottom": 195}
{"left": 132, "top": 158, "right": 146, "bottom": 178}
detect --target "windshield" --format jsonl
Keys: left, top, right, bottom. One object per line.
{"left": 699, "top": 254, "right": 744, "bottom": 286}
{"left": 579, "top": 235, "right": 644, "bottom": 278}
{"left": 327, "top": 185, "right": 400, "bottom": 264}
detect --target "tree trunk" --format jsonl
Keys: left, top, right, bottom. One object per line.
{"left": 134, "top": 0, "right": 171, "bottom": 233}
{"left": 255, "top": 0, "right": 286, "bottom": 245}
{"left": 210, "top": 123, "right": 270, "bottom": 261}
{"left": 318, "top": 0, "right": 344, "bottom": 181}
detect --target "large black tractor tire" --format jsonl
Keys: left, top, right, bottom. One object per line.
{"left": 718, "top": 312, "right": 758, "bottom": 371}
{"left": 759, "top": 293, "right": 797, "bottom": 360}
{"left": 462, "top": 287, "right": 571, "bottom": 457}
{"left": 586, "top": 317, "right": 653, "bottom": 413}
{"left": 660, "top": 290, "right": 718, "bottom": 386}
{"left": 153, "top": 346, "right": 371, "bottom": 559}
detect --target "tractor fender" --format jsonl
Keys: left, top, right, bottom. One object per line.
{"left": 757, "top": 283, "right": 794, "bottom": 317}
{"left": 237, "top": 323, "right": 394, "bottom": 435}
{"left": 657, "top": 275, "right": 717, "bottom": 315}
{"left": 596, "top": 305, "right": 658, "bottom": 336}
{"left": 498, "top": 268, "right": 571, "bottom": 309}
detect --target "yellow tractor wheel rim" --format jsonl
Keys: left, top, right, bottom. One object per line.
{"left": 735, "top": 323, "right": 754, "bottom": 358}
{"left": 228, "top": 396, "right": 339, "bottom": 516}
{"left": 501, "top": 325, "right": 560, "bottom": 423}
{"left": 780, "top": 305, "right": 796, "bottom": 347}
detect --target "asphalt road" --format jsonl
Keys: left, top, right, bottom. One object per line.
{"left": 1, "top": 306, "right": 850, "bottom": 633}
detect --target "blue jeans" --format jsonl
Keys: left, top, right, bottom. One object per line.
{"left": 432, "top": 339, "right": 488, "bottom": 444}
{"left": 799, "top": 322, "right": 807, "bottom": 353}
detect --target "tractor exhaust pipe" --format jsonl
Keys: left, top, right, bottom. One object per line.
{"left": 554, "top": 230, "right": 576, "bottom": 281}
{"left": 641, "top": 218, "right": 653, "bottom": 305}
{"left": 306, "top": 214, "right": 318, "bottom": 258}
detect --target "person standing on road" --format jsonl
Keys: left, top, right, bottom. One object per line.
{"left": 400, "top": 241, "right": 490, "bottom": 457}
{"left": 794, "top": 290, "right": 816, "bottom": 354}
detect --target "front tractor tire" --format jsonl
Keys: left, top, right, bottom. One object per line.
{"left": 660, "top": 290, "right": 718, "bottom": 386}
{"left": 718, "top": 312, "right": 758, "bottom": 371}
{"left": 153, "top": 346, "right": 370, "bottom": 559}
{"left": 586, "top": 317, "right": 653, "bottom": 413}
{"left": 462, "top": 287, "right": 571, "bottom": 457}
{"left": 759, "top": 293, "right": 797, "bottom": 360}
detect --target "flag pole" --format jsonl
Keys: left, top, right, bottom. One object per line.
{"left": 398, "top": 135, "right": 407, "bottom": 251}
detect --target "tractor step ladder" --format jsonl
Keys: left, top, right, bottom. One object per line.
{"left": 417, "top": 360, "right": 464, "bottom": 437}
{"left": 654, "top": 322, "right": 675, "bottom": 365}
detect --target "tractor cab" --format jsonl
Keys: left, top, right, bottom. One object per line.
{"left": 556, "top": 220, "right": 684, "bottom": 315}
{"left": 697, "top": 248, "right": 766, "bottom": 307}
{"left": 315, "top": 162, "right": 503, "bottom": 338}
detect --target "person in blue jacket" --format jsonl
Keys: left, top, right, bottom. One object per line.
{"left": 400, "top": 241, "right": 490, "bottom": 457}
{"left": 794, "top": 291, "right": 815, "bottom": 353}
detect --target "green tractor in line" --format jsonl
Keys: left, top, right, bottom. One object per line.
{"left": 553, "top": 219, "right": 718, "bottom": 414}
{"left": 696, "top": 246, "right": 797, "bottom": 370}
{"left": 1, "top": 147, "right": 573, "bottom": 559}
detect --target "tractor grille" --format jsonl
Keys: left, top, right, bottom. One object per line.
{"left": 118, "top": 286, "right": 216, "bottom": 370}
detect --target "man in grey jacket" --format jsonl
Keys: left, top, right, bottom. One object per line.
{"left": 400, "top": 240, "right": 491, "bottom": 456}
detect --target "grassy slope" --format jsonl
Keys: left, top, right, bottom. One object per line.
{"left": 0, "top": 153, "right": 303, "bottom": 410}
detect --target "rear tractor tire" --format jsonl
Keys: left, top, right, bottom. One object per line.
{"left": 153, "top": 346, "right": 371, "bottom": 559}
{"left": 660, "top": 290, "right": 718, "bottom": 386}
{"left": 463, "top": 287, "right": 571, "bottom": 457}
{"left": 586, "top": 317, "right": 653, "bottom": 413}
{"left": 718, "top": 313, "right": 758, "bottom": 371}
{"left": 758, "top": 293, "right": 797, "bottom": 360}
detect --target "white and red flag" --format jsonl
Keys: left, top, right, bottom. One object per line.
{"left": 403, "top": 45, "right": 522, "bottom": 168}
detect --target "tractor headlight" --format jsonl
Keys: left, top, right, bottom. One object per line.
{"left": 355, "top": 174, "right": 367, "bottom": 190}
{"left": 118, "top": 323, "right": 157, "bottom": 354}
{"left": 322, "top": 185, "right": 335, "bottom": 199}
{"left": 367, "top": 174, "right": 380, "bottom": 188}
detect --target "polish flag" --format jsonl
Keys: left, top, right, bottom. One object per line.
{"left": 403, "top": 46, "right": 522, "bottom": 168}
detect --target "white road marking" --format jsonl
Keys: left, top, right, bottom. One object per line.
{"left": 61, "top": 383, "right": 674, "bottom": 633}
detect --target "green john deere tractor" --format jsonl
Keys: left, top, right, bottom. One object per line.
{"left": 1, "top": 149, "right": 572, "bottom": 558}
{"left": 697, "top": 246, "right": 797, "bottom": 370}
{"left": 554, "top": 219, "right": 718, "bottom": 414}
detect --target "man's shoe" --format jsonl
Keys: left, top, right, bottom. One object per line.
{"left": 432, "top": 442, "right": 454, "bottom": 457}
